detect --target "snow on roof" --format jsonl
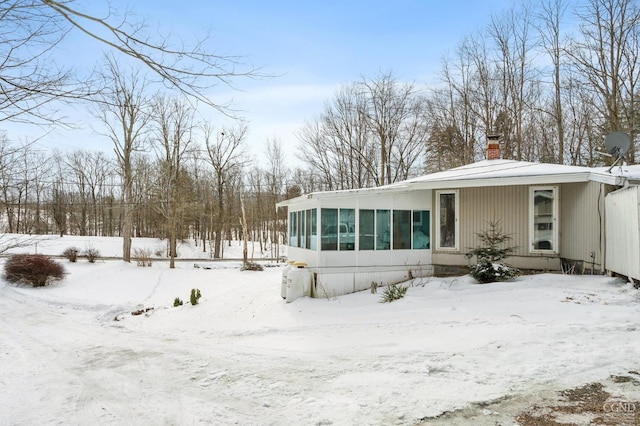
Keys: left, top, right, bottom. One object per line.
{"left": 278, "top": 159, "right": 637, "bottom": 206}
{"left": 384, "top": 159, "right": 628, "bottom": 189}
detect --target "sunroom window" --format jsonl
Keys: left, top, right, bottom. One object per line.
{"left": 393, "top": 210, "right": 411, "bottom": 249}
{"left": 412, "top": 210, "right": 430, "bottom": 249}
{"left": 320, "top": 208, "right": 355, "bottom": 251}
{"left": 359, "top": 209, "right": 375, "bottom": 250}
{"left": 376, "top": 209, "right": 391, "bottom": 250}
{"left": 305, "top": 209, "right": 317, "bottom": 250}
{"left": 289, "top": 211, "right": 298, "bottom": 247}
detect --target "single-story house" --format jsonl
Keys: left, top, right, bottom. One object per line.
{"left": 277, "top": 143, "right": 640, "bottom": 299}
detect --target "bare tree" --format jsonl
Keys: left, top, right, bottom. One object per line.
{"left": 0, "top": 137, "right": 32, "bottom": 233}
{"left": 360, "top": 72, "right": 427, "bottom": 184}
{"left": 322, "top": 85, "right": 378, "bottom": 188}
{"left": 535, "top": 0, "right": 570, "bottom": 163}
{"left": 50, "top": 153, "right": 69, "bottom": 236}
{"left": 297, "top": 119, "right": 339, "bottom": 190}
{"left": 204, "top": 123, "right": 250, "bottom": 258}
{"left": 298, "top": 73, "right": 427, "bottom": 189}
{"left": 425, "top": 35, "right": 490, "bottom": 170}
{"left": 95, "top": 55, "right": 151, "bottom": 261}
{"left": 13, "top": 142, "right": 52, "bottom": 234}
{"left": 0, "top": 1, "right": 82, "bottom": 124}
{"left": 27, "top": 147, "right": 52, "bottom": 234}
{"left": 488, "top": 3, "right": 539, "bottom": 161}
{"left": 65, "top": 149, "right": 110, "bottom": 236}
{"left": 568, "top": 0, "right": 640, "bottom": 159}
{"left": 151, "top": 96, "right": 195, "bottom": 268}
{"left": 263, "top": 139, "right": 288, "bottom": 259}
{"left": 0, "top": 1, "right": 259, "bottom": 125}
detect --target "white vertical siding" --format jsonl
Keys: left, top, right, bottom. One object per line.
{"left": 605, "top": 186, "right": 640, "bottom": 279}
{"left": 314, "top": 266, "right": 433, "bottom": 298}
{"left": 560, "top": 181, "right": 607, "bottom": 271}
{"left": 433, "top": 182, "right": 604, "bottom": 271}
{"left": 458, "top": 186, "right": 530, "bottom": 256}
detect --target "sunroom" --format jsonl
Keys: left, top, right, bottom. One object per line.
{"left": 278, "top": 186, "right": 434, "bottom": 298}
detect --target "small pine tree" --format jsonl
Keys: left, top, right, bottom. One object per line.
{"left": 173, "top": 297, "right": 183, "bottom": 307}
{"left": 471, "top": 220, "right": 516, "bottom": 262}
{"left": 469, "top": 220, "right": 520, "bottom": 283}
{"left": 379, "top": 283, "right": 408, "bottom": 303}
{"left": 190, "top": 288, "right": 201, "bottom": 305}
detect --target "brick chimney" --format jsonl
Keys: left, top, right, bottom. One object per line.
{"left": 486, "top": 134, "right": 501, "bottom": 160}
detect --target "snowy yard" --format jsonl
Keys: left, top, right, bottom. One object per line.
{"left": 1, "top": 235, "right": 640, "bottom": 425}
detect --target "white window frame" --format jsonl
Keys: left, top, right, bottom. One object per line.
{"left": 435, "top": 190, "right": 459, "bottom": 251}
{"left": 529, "top": 186, "right": 559, "bottom": 254}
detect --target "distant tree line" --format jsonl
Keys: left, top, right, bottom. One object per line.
{"left": 1, "top": 0, "right": 640, "bottom": 263}
{"left": 298, "top": 0, "right": 640, "bottom": 188}
{"left": 0, "top": 129, "right": 291, "bottom": 261}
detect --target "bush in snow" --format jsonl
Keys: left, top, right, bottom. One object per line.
{"left": 190, "top": 288, "right": 201, "bottom": 305}
{"left": 470, "top": 259, "right": 519, "bottom": 283}
{"left": 241, "top": 261, "right": 263, "bottom": 271}
{"left": 380, "top": 283, "right": 408, "bottom": 303}
{"left": 173, "top": 297, "right": 183, "bottom": 307}
{"left": 83, "top": 246, "right": 100, "bottom": 263}
{"left": 62, "top": 247, "right": 80, "bottom": 262}
{"left": 469, "top": 220, "right": 520, "bottom": 284}
{"left": 133, "top": 248, "right": 153, "bottom": 267}
{"left": 4, "top": 254, "right": 66, "bottom": 287}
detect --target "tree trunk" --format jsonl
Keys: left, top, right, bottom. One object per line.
{"left": 241, "top": 196, "right": 248, "bottom": 264}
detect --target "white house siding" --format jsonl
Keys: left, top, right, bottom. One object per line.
{"left": 432, "top": 184, "right": 609, "bottom": 272}
{"left": 605, "top": 185, "right": 640, "bottom": 280}
{"left": 314, "top": 265, "right": 432, "bottom": 298}
{"left": 560, "top": 181, "right": 608, "bottom": 273}
{"left": 433, "top": 185, "right": 532, "bottom": 268}
{"left": 460, "top": 185, "right": 530, "bottom": 256}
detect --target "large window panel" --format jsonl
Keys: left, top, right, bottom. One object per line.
{"left": 393, "top": 210, "right": 411, "bottom": 249}
{"left": 412, "top": 210, "right": 430, "bottom": 249}
{"left": 339, "top": 208, "right": 355, "bottom": 250}
{"left": 436, "top": 190, "right": 458, "bottom": 250}
{"left": 299, "top": 210, "right": 305, "bottom": 248}
{"left": 305, "top": 209, "right": 317, "bottom": 250}
{"left": 289, "top": 211, "right": 298, "bottom": 247}
{"left": 376, "top": 209, "right": 391, "bottom": 250}
{"left": 359, "top": 209, "right": 375, "bottom": 250}
{"left": 530, "top": 187, "right": 558, "bottom": 252}
{"left": 321, "top": 208, "right": 338, "bottom": 251}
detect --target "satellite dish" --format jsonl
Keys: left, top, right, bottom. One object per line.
{"left": 605, "top": 131, "right": 631, "bottom": 157}
{"left": 604, "top": 131, "right": 632, "bottom": 172}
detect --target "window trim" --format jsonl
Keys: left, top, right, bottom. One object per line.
{"left": 435, "top": 190, "right": 459, "bottom": 251}
{"left": 529, "top": 186, "right": 559, "bottom": 254}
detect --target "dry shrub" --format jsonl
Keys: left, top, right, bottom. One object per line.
{"left": 84, "top": 247, "right": 100, "bottom": 263}
{"left": 62, "top": 247, "right": 79, "bottom": 262}
{"left": 4, "top": 254, "right": 66, "bottom": 287}
{"left": 241, "top": 261, "right": 264, "bottom": 271}
{"left": 133, "top": 248, "right": 153, "bottom": 267}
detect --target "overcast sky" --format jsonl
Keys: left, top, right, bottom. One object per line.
{"left": 5, "top": 0, "right": 514, "bottom": 163}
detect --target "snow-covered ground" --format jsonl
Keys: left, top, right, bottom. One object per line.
{"left": 1, "top": 235, "right": 640, "bottom": 425}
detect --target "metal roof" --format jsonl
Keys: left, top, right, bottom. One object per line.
{"left": 277, "top": 159, "right": 639, "bottom": 207}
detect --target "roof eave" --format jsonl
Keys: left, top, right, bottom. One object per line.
{"left": 275, "top": 169, "right": 628, "bottom": 208}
